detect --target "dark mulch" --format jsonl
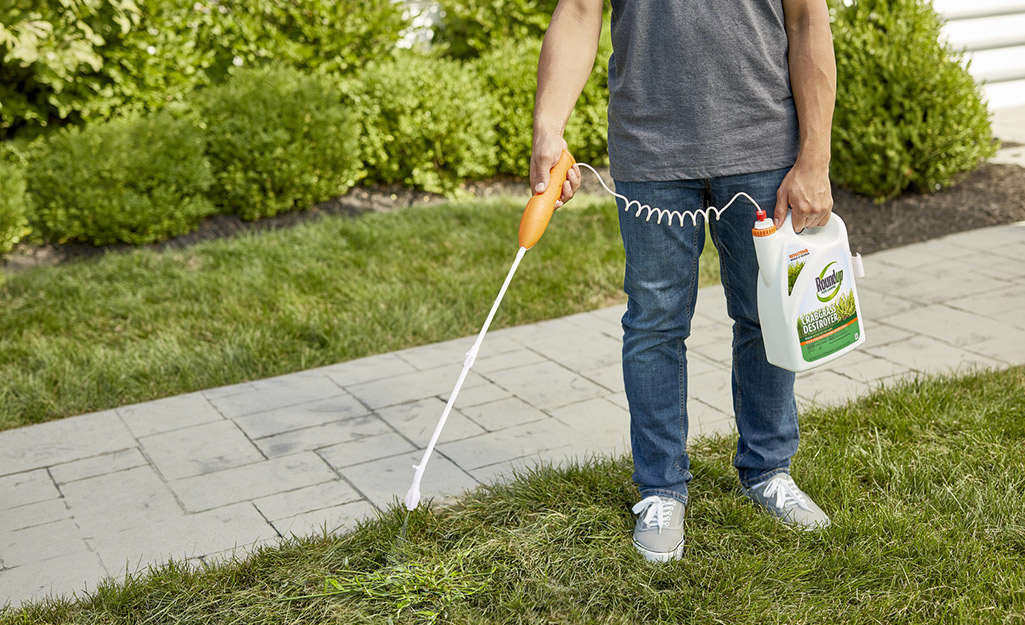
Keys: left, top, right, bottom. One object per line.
{"left": 3, "top": 162, "right": 1024, "bottom": 272}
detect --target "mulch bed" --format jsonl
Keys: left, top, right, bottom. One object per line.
{"left": 4, "top": 162, "right": 1025, "bottom": 272}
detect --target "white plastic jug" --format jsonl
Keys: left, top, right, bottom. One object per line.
{"left": 752, "top": 210, "right": 866, "bottom": 372}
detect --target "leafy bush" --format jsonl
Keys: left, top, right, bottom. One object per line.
{"left": 348, "top": 53, "right": 498, "bottom": 193}
{"left": 195, "top": 65, "right": 361, "bottom": 220}
{"left": 434, "top": 0, "right": 559, "bottom": 59}
{"left": 0, "top": 146, "right": 31, "bottom": 254}
{"left": 830, "top": 0, "right": 996, "bottom": 201}
{"left": 26, "top": 112, "right": 215, "bottom": 245}
{"left": 0, "top": 0, "right": 140, "bottom": 138}
{"left": 475, "top": 27, "right": 611, "bottom": 176}
{"left": 1, "top": 0, "right": 408, "bottom": 140}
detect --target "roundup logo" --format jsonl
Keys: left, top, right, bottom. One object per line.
{"left": 815, "top": 262, "right": 844, "bottom": 302}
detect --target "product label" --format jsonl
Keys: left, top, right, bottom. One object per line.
{"left": 787, "top": 247, "right": 809, "bottom": 295}
{"left": 794, "top": 247, "right": 860, "bottom": 362}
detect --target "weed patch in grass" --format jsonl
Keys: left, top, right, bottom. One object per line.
{"left": 4, "top": 367, "right": 1024, "bottom": 623}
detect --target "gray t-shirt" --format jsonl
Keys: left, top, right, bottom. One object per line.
{"left": 607, "top": 0, "right": 801, "bottom": 181}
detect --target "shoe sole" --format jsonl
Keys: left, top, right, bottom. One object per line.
{"left": 633, "top": 539, "right": 685, "bottom": 562}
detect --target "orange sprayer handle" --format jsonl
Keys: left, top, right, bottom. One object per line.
{"left": 518, "top": 150, "right": 575, "bottom": 249}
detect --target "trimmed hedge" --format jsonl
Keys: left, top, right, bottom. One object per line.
{"left": 0, "top": 0, "right": 408, "bottom": 140}
{"left": 195, "top": 65, "right": 361, "bottom": 221}
{"left": 347, "top": 53, "right": 498, "bottom": 193}
{"left": 0, "top": 147, "right": 31, "bottom": 254}
{"left": 830, "top": 0, "right": 996, "bottom": 200}
{"left": 26, "top": 112, "right": 215, "bottom": 245}
{"left": 475, "top": 27, "right": 611, "bottom": 177}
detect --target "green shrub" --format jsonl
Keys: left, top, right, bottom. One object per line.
{"left": 348, "top": 53, "right": 498, "bottom": 193}
{"left": 1, "top": 0, "right": 408, "bottom": 140}
{"left": 0, "top": 0, "right": 140, "bottom": 138}
{"left": 26, "top": 112, "right": 215, "bottom": 245}
{"left": 434, "top": 0, "right": 559, "bottom": 59}
{"left": 475, "top": 28, "right": 611, "bottom": 176}
{"left": 830, "top": 0, "right": 996, "bottom": 201}
{"left": 0, "top": 146, "right": 31, "bottom": 254}
{"left": 195, "top": 65, "right": 361, "bottom": 220}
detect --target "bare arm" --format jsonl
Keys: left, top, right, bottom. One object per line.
{"left": 530, "top": 0, "right": 604, "bottom": 206}
{"left": 776, "top": 0, "right": 837, "bottom": 231}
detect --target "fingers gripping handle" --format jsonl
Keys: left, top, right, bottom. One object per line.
{"left": 519, "top": 150, "right": 575, "bottom": 249}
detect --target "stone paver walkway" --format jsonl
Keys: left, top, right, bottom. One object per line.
{"left": 3, "top": 218, "right": 1024, "bottom": 607}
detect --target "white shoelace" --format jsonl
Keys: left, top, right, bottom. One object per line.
{"left": 757, "top": 474, "right": 811, "bottom": 511}
{"left": 632, "top": 495, "right": 676, "bottom": 533}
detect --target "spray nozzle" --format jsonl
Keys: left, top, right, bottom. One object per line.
{"left": 755, "top": 208, "right": 767, "bottom": 221}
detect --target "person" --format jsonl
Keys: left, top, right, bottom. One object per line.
{"left": 530, "top": 0, "right": 837, "bottom": 562}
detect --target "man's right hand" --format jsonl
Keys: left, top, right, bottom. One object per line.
{"left": 529, "top": 133, "right": 581, "bottom": 209}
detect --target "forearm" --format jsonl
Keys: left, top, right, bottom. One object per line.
{"left": 785, "top": 0, "right": 836, "bottom": 171}
{"left": 533, "top": 0, "right": 604, "bottom": 141}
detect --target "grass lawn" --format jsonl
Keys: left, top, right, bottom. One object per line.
{"left": 0, "top": 194, "right": 721, "bottom": 430}
{"left": 3, "top": 366, "right": 1023, "bottom": 623}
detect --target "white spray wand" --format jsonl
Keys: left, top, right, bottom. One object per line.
{"left": 404, "top": 150, "right": 576, "bottom": 510}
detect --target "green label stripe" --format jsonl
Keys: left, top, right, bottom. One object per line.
{"left": 800, "top": 316, "right": 860, "bottom": 362}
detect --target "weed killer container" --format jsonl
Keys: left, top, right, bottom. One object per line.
{"left": 752, "top": 210, "right": 866, "bottom": 372}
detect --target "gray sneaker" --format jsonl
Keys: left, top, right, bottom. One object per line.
{"left": 743, "top": 473, "right": 830, "bottom": 530}
{"left": 631, "top": 495, "right": 685, "bottom": 562}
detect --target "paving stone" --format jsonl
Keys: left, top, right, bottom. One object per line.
{"left": 561, "top": 309, "right": 624, "bottom": 338}
{"left": 202, "top": 381, "right": 257, "bottom": 401}
{"left": 436, "top": 418, "right": 578, "bottom": 471}
{"left": 272, "top": 500, "right": 377, "bottom": 538}
{"left": 549, "top": 397, "right": 630, "bottom": 456}
{"left": 885, "top": 304, "right": 1009, "bottom": 347}
{"left": 50, "top": 448, "right": 148, "bottom": 486}
{"left": 460, "top": 397, "right": 548, "bottom": 433}
{"left": 948, "top": 286, "right": 1025, "bottom": 318}
{"left": 604, "top": 392, "right": 630, "bottom": 410}
{"left": 687, "top": 332, "right": 734, "bottom": 366}
{"left": 393, "top": 334, "right": 521, "bottom": 371}
{"left": 946, "top": 224, "right": 1025, "bottom": 252}
{"left": 0, "top": 519, "right": 92, "bottom": 568}
{"left": 687, "top": 399, "right": 732, "bottom": 437}
{"left": 340, "top": 451, "right": 478, "bottom": 511}
{"left": 0, "top": 410, "right": 136, "bottom": 476}
{"left": 688, "top": 352, "right": 728, "bottom": 377}
{"left": 874, "top": 272, "right": 1008, "bottom": 306}
{"left": 447, "top": 379, "right": 514, "bottom": 407}
{"left": 319, "top": 432, "right": 416, "bottom": 469}
{"left": 869, "top": 241, "right": 972, "bottom": 270}
{"left": 0, "top": 469, "right": 60, "bottom": 510}
{"left": 318, "top": 353, "right": 417, "bottom": 387}
{"left": 794, "top": 370, "right": 868, "bottom": 408}
{"left": 471, "top": 347, "right": 548, "bottom": 375}
{"left": 347, "top": 366, "right": 488, "bottom": 410}
{"left": 117, "top": 392, "right": 224, "bottom": 438}
{"left": 61, "top": 466, "right": 182, "bottom": 533}
{"left": 688, "top": 368, "right": 735, "bottom": 418}
{"left": 0, "top": 499, "right": 71, "bottom": 533}
{"left": 0, "top": 550, "right": 109, "bottom": 609}
{"left": 580, "top": 362, "right": 626, "bottom": 393}
{"left": 963, "top": 255, "right": 1025, "bottom": 281}
{"left": 820, "top": 352, "right": 912, "bottom": 385}
{"left": 989, "top": 307, "right": 1025, "bottom": 332}
{"left": 988, "top": 239, "right": 1025, "bottom": 262}
{"left": 90, "top": 503, "right": 275, "bottom": 576}
{"left": 861, "top": 323, "right": 915, "bottom": 350}
{"left": 254, "top": 414, "right": 391, "bottom": 458}
{"left": 253, "top": 480, "right": 362, "bottom": 522}
{"left": 694, "top": 285, "right": 729, "bottom": 321}
{"left": 863, "top": 335, "right": 1004, "bottom": 377}
{"left": 233, "top": 392, "right": 371, "bottom": 440}
{"left": 587, "top": 303, "right": 628, "bottom": 326}
{"left": 207, "top": 372, "right": 347, "bottom": 419}
{"left": 508, "top": 317, "right": 622, "bottom": 373}
{"left": 140, "top": 420, "right": 265, "bottom": 481}
{"left": 692, "top": 414, "right": 736, "bottom": 439}
{"left": 171, "top": 452, "right": 337, "bottom": 513}
{"left": 856, "top": 288, "right": 918, "bottom": 320}
{"left": 376, "top": 398, "right": 484, "bottom": 444}
{"left": 961, "top": 333, "right": 1025, "bottom": 366}
{"left": 483, "top": 360, "right": 607, "bottom": 411}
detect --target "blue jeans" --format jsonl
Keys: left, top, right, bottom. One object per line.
{"left": 616, "top": 167, "right": 799, "bottom": 506}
